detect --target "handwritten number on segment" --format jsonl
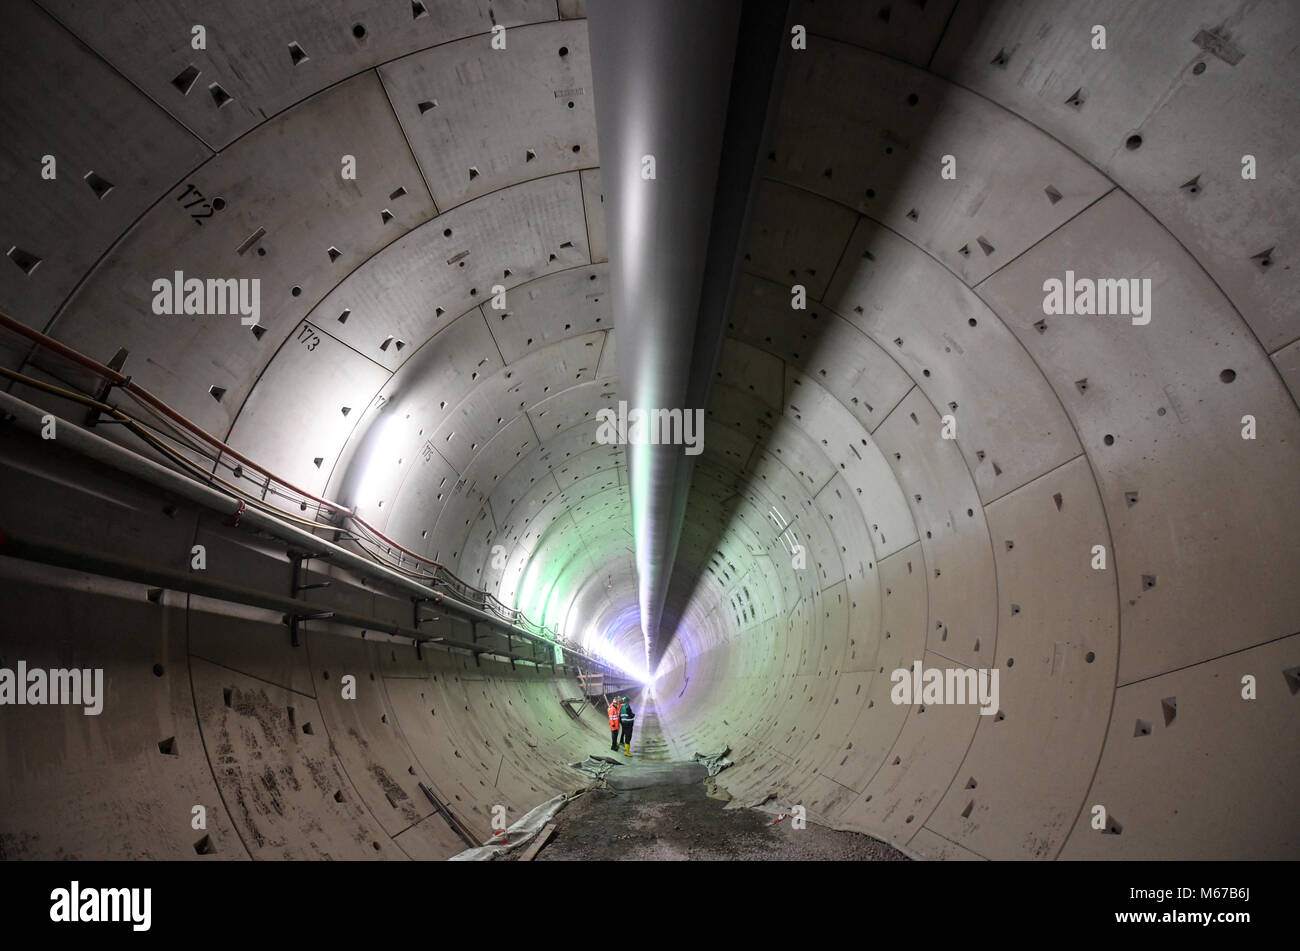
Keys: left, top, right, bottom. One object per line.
{"left": 175, "top": 183, "right": 221, "bottom": 225}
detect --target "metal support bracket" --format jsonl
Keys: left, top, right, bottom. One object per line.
{"left": 84, "top": 350, "right": 129, "bottom": 429}
{"left": 286, "top": 611, "right": 334, "bottom": 647}
{"left": 290, "top": 549, "right": 332, "bottom": 598}
{"left": 412, "top": 596, "right": 438, "bottom": 628}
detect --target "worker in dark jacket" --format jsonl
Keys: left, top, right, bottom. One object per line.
{"left": 618, "top": 696, "right": 635, "bottom": 756}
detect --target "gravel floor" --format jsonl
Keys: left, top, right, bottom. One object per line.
{"left": 512, "top": 778, "right": 910, "bottom": 861}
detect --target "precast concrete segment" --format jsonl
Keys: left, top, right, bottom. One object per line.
{"left": 40, "top": 0, "right": 561, "bottom": 151}
{"left": 0, "top": 1, "right": 211, "bottom": 331}
{"left": 0, "top": 559, "right": 246, "bottom": 861}
{"left": 925, "top": 456, "right": 1117, "bottom": 860}
{"left": 39, "top": 69, "right": 439, "bottom": 437}
{"left": 980, "top": 190, "right": 1300, "bottom": 682}
{"left": 931, "top": 0, "right": 1300, "bottom": 353}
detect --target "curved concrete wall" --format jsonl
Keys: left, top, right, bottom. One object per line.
{"left": 2, "top": 0, "right": 1297, "bottom": 859}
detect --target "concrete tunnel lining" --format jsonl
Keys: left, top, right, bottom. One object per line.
{"left": 0, "top": 0, "right": 1297, "bottom": 865}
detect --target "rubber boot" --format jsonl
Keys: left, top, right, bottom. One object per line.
{"left": 624, "top": 742, "right": 631, "bottom": 757}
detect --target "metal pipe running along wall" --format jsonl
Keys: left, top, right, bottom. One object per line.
{"left": 0, "top": 388, "right": 615, "bottom": 676}
{"left": 0, "top": 311, "right": 560, "bottom": 643}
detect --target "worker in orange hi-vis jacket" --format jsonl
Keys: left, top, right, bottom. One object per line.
{"left": 607, "top": 696, "right": 622, "bottom": 752}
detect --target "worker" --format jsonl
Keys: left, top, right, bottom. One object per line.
{"left": 607, "top": 695, "right": 621, "bottom": 752}
{"left": 619, "top": 695, "right": 635, "bottom": 756}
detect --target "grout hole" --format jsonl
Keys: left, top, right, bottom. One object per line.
{"left": 171, "top": 65, "right": 200, "bottom": 95}
{"left": 7, "top": 246, "right": 41, "bottom": 275}
{"left": 84, "top": 171, "right": 114, "bottom": 200}
{"left": 1282, "top": 666, "right": 1300, "bottom": 695}
{"left": 1251, "top": 247, "right": 1274, "bottom": 270}
{"left": 208, "top": 83, "right": 233, "bottom": 108}
{"left": 1161, "top": 697, "right": 1177, "bottom": 726}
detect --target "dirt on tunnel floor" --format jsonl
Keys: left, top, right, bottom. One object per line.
{"left": 512, "top": 779, "right": 911, "bottom": 861}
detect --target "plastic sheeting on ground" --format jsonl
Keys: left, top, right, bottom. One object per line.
{"left": 692, "top": 748, "right": 733, "bottom": 777}
{"left": 447, "top": 791, "right": 580, "bottom": 861}
{"left": 566, "top": 754, "right": 624, "bottom": 783}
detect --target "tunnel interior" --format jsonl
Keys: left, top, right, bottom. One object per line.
{"left": 1, "top": 0, "right": 1298, "bottom": 861}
